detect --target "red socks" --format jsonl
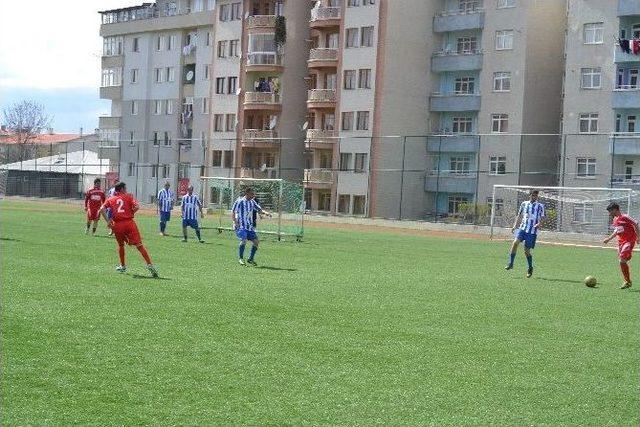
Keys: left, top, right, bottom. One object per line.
{"left": 136, "top": 245, "right": 152, "bottom": 265}
{"left": 118, "top": 246, "right": 126, "bottom": 266}
{"left": 620, "top": 262, "right": 631, "bottom": 283}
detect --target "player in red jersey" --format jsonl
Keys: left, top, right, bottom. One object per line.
{"left": 99, "top": 182, "right": 158, "bottom": 277}
{"left": 603, "top": 202, "right": 640, "bottom": 289}
{"left": 84, "top": 178, "right": 106, "bottom": 235}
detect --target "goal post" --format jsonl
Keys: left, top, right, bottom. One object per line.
{"left": 201, "top": 176, "right": 305, "bottom": 241}
{"left": 490, "top": 185, "right": 635, "bottom": 239}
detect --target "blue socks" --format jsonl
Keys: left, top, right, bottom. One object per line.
{"left": 195, "top": 228, "right": 202, "bottom": 241}
{"left": 239, "top": 243, "right": 246, "bottom": 259}
{"left": 249, "top": 245, "right": 258, "bottom": 261}
{"left": 509, "top": 253, "right": 516, "bottom": 266}
{"left": 526, "top": 255, "right": 533, "bottom": 269}
{"left": 160, "top": 221, "right": 166, "bottom": 233}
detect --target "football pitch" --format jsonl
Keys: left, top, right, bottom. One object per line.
{"left": 1, "top": 200, "right": 638, "bottom": 426}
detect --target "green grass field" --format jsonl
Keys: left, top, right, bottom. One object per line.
{"left": 1, "top": 200, "right": 638, "bottom": 426}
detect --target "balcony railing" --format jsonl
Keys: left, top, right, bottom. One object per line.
{"left": 309, "top": 48, "right": 338, "bottom": 62}
{"left": 240, "top": 167, "right": 278, "bottom": 179}
{"left": 433, "top": 48, "right": 483, "bottom": 57}
{"left": 310, "top": 7, "right": 341, "bottom": 22}
{"left": 242, "top": 129, "right": 279, "bottom": 142}
{"left": 307, "top": 89, "right": 337, "bottom": 103}
{"left": 435, "top": 5, "right": 484, "bottom": 17}
{"left": 244, "top": 92, "right": 281, "bottom": 104}
{"left": 246, "top": 15, "right": 277, "bottom": 28}
{"left": 306, "top": 129, "right": 337, "bottom": 143}
{"left": 100, "top": 5, "right": 197, "bottom": 25}
{"left": 304, "top": 168, "right": 334, "bottom": 184}
{"left": 247, "top": 52, "right": 283, "bottom": 66}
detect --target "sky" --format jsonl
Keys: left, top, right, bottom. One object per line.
{"left": 0, "top": 0, "right": 136, "bottom": 134}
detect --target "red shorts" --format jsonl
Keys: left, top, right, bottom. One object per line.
{"left": 618, "top": 241, "right": 635, "bottom": 261}
{"left": 86, "top": 209, "right": 100, "bottom": 221}
{"left": 112, "top": 220, "right": 142, "bottom": 246}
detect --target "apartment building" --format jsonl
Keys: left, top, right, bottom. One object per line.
{"left": 561, "top": 0, "right": 640, "bottom": 198}
{"left": 303, "top": 0, "right": 566, "bottom": 219}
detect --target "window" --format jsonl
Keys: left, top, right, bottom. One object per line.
{"left": 457, "top": 37, "right": 477, "bottom": 54}
{"left": 579, "top": 113, "right": 598, "bottom": 133}
{"left": 355, "top": 153, "right": 368, "bottom": 173}
{"left": 224, "top": 150, "right": 234, "bottom": 168}
{"left": 616, "top": 114, "right": 622, "bottom": 133}
{"left": 129, "top": 131, "right": 135, "bottom": 147}
{"left": 178, "top": 163, "right": 190, "bottom": 179}
{"left": 346, "top": 28, "right": 359, "bottom": 48}
{"left": 493, "top": 72, "right": 511, "bottom": 92}
{"left": 154, "top": 100, "right": 162, "bottom": 115}
{"left": 154, "top": 68, "right": 163, "bottom": 83}
{"left": 363, "top": 0, "right": 375, "bottom": 4}
{"left": 323, "top": 113, "right": 335, "bottom": 131}
{"left": 162, "top": 164, "right": 170, "bottom": 178}
{"left": 448, "top": 196, "right": 469, "bottom": 215}
{"left": 491, "top": 114, "right": 509, "bottom": 133}
{"left": 629, "top": 69, "right": 639, "bottom": 89}
{"left": 219, "top": 4, "right": 230, "bottom": 21}
{"left": 103, "top": 36, "right": 123, "bottom": 56}
{"left": 338, "top": 195, "right": 351, "bottom": 214}
{"left": 214, "top": 114, "right": 224, "bottom": 131}
{"left": 226, "top": 114, "right": 236, "bottom": 131}
{"left": 216, "top": 77, "right": 225, "bottom": 94}
{"left": 202, "top": 97, "right": 209, "bottom": 114}
{"left": 101, "top": 68, "right": 122, "bottom": 87}
{"left": 344, "top": 70, "right": 356, "bottom": 89}
{"left": 131, "top": 100, "right": 138, "bottom": 115}
{"left": 151, "top": 164, "right": 159, "bottom": 178}
{"left": 231, "top": 2, "right": 241, "bottom": 20}
{"left": 210, "top": 187, "right": 220, "bottom": 204}
{"left": 358, "top": 69, "right": 372, "bottom": 89}
{"left": 625, "top": 160, "right": 634, "bottom": 180}
{"left": 573, "top": 204, "right": 594, "bottom": 223}
{"left": 212, "top": 150, "right": 222, "bottom": 167}
{"left": 166, "top": 67, "right": 175, "bottom": 82}
{"left": 342, "top": 112, "right": 354, "bottom": 131}
{"left": 130, "top": 68, "right": 139, "bottom": 84}
{"left": 497, "top": 0, "right": 515, "bottom": 8}
{"left": 581, "top": 68, "right": 601, "bottom": 89}
{"left": 348, "top": 0, "right": 359, "bottom": 6}
{"left": 204, "top": 65, "right": 210, "bottom": 80}
{"left": 217, "top": 40, "right": 228, "bottom": 58}
{"left": 166, "top": 100, "right": 173, "bottom": 115}
{"left": 228, "top": 76, "right": 238, "bottom": 94}
{"left": 489, "top": 156, "right": 507, "bottom": 175}
{"left": 156, "top": 35, "right": 165, "bottom": 51}
{"left": 495, "top": 30, "right": 514, "bottom": 50}
{"left": 460, "top": 0, "right": 480, "bottom": 11}
{"left": 576, "top": 158, "right": 596, "bottom": 178}
{"left": 628, "top": 115, "right": 637, "bottom": 133}
{"left": 454, "top": 77, "right": 475, "bottom": 94}
{"left": 127, "top": 163, "right": 135, "bottom": 176}
{"left": 340, "top": 153, "right": 352, "bottom": 171}
{"left": 168, "top": 35, "right": 177, "bottom": 50}
{"left": 353, "top": 195, "right": 366, "bottom": 215}
{"left": 163, "top": 131, "right": 172, "bottom": 146}
{"left": 153, "top": 131, "right": 160, "bottom": 146}
{"left": 356, "top": 111, "right": 369, "bottom": 130}
{"left": 206, "top": 32, "right": 212, "bottom": 46}
{"left": 132, "top": 37, "right": 139, "bottom": 52}
{"left": 361, "top": 26, "right": 374, "bottom": 47}
{"left": 450, "top": 156, "right": 470, "bottom": 175}
{"left": 449, "top": 117, "right": 471, "bottom": 134}
{"left": 487, "top": 197, "right": 504, "bottom": 216}
{"left": 584, "top": 22, "right": 604, "bottom": 44}
{"left": 229, "top": 39, "right": 240, "bottom": 57}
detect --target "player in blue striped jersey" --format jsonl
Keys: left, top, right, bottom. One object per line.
{"left": 232, "top": 187, "right": 272, "bottom": 265}
{"left": 181, "top": 185, "right": 204, "bottom": 243}
{"left": 506, "top": 189, "right": 545, "bottom": 278}
{"left": 157, "top": 182, "right": 175, "bottom": 236}
{"left": 106, "top": 186, "right": 116, "bottom": 236}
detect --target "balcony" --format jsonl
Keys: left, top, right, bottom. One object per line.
{"left": 246, "top": 15, "right": 277, "bottom": 30}
{"left": 241, "top": 129, "right": 280, "bottom": 148}
{"left": 99, "top": 116, "right": 122, "bottom": 129}
{"left": 100, "top": 6, "right": 211, "bottom": 37}
{"left": 243, "top": 92, "right": 282, "bottom": 111}
{"left": 246, "top": 52, "right": 284, "bottom": 72}
{"left": 101, "top": 55, "right": 123, "bottom": 69}
{"left": 240, "top": 167, "right": 278, "bottom": 179}
{"left": 614, "top": 44, "right": 640, "bottom": 63}
{"left": 612, "top": 87, "right": 640, "bottom": 109}
{"left": 307, "top": 89, "right": 337, "bottom": 109}
{"left": 99, "top": 86, "right": 122, "bottom": 100}
{"left": 432, "top": 50, "right": 483, "bottom": 73}
{"left": 308, "top": 48, "right": 338, "bottom": 69}
{"left": 310, "top": 7, "right": 341, "bottom": 29}
{"left": 434, "top": 9, "right": 485, "bottom": 33}
{"left": 610, "top": 134, "right": 640, "bottom": 155}
{"left": 611, "top": 176, "right": 640, "bottom": 189}
{"left": 425, "top": 172, "right": 477, "bottom": 193}
{"left": 427, "top": 135, "right": 479, "bottom": 152}
{"left": 304, "top": 168, "right": 335, "bottom": 189}
{"left": 618, "top": 0, "right": 640, "bottom": 16}
{"left": 306, "top": 129, "right": 338, "bottom": 148}
{"left": 430, "top": 93, "right": 481, "bottom": 112}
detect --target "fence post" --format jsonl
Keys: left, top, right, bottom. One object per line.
{"left": 398, "top": 136, "right": 406, "bottom": 220}
{"left": 434, "top": 136, "right": 442, "bottom": 221}
{"left": 474, "top": 134, "right": 481, "bottom": 225}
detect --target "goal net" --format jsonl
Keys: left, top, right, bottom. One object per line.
{"left": 490, "top": 185, "right": 637, "bottom": 239}
{"left": 202, "top": 176, "right": 305, "bottom": 240}
{"left": 0, "top": 169, "right": 7, "bottom": 200}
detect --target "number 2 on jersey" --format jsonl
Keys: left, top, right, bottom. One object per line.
{"left": 116, "top": 199, "right": 125, "bottom": 213}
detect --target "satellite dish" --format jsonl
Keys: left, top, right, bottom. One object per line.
{"left": 260, "top": 163, "right": 267, "bottom": 172}
{"left": 244, "top": 11, "right": 249, "bottom": 19}
{"left": 269, "top": 116, "right": 277, "bottom": 130}
{"left": 186, "top": 70, "right": 194, "bottom": 81}
{"left": 302, "top": 121, "right": 309, "bottom": 131}
{"left": 234, "top": 119, "right": 239, "bottom": 130}
{"left": 235, "top": 87, "right": 242, "bottom": 96}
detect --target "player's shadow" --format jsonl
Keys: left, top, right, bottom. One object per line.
{"left": 256, "top": 266, "right": 298, "bottom": 272}
{"left": 536, "top": 277, "right": 584, "bottom": 284}
{"left": 0, "top": 237, "right": 22, "bottom": 242}
{"left": 132, "top": 274, "right": 171, "bottom": 280}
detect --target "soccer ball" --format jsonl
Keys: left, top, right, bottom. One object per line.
{"left": 584, "top": 276, "right": 597, "bottom": 287}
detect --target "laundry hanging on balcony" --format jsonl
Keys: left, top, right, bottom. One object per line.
{"left": 618, "top": 38, "right": 640, "bottom": 55}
